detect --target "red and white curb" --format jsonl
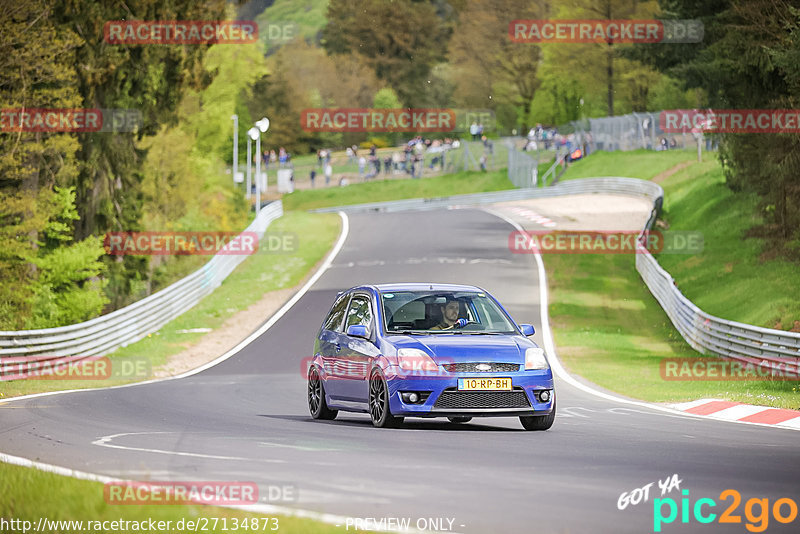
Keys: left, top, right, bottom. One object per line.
{"left": 507, "top": 206, "right": 557, "bottom": 228}
{"left": 669, "top": 399, "right": 800, "bottom": 429}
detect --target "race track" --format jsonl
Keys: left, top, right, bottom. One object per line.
{"left": 2, "top": 207, "right": 799, "bottom": 533}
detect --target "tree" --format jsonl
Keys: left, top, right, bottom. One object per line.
{"left": 373, "top": 87, "right": 403, "bottom": 145}
{"left": 0, "top": 0, "right": 108, "bottom": 328}
{"left": 322, "top": 0, "right": 454, "bottom": 106}
{"left": 543, "top": 0, "right": 661, "bottom": 116}
{"left": 640, "top": 0, "right": 800, "bottom": 252}
{"left": 448, "top": 0, "right": 544, "bottom": 133}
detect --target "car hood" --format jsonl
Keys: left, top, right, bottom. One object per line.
{"left": 390, "top": 334, "right": 532, "bottom": 364}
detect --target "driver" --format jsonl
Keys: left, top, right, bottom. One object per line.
{"left": 431, "top": 297, "right": 463, "bottom": 330}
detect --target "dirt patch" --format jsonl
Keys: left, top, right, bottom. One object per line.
{"left": 652, "top": 160, "right": 693, "bottom": 184}
{"left": 150, "top": 254, "right": 329, "bottom": 378}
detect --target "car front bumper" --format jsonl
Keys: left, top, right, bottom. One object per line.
{"left": 384, "top": 368, "right": 555, "bottom": 418}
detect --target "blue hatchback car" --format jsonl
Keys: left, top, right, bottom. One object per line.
{"left": 307, "top": 283, "right": 555, "bottom": 430}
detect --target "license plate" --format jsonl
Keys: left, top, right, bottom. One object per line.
{"left": 457, "top": 377, "right": 512, "bottom": 391}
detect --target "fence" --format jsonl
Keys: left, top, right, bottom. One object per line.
{"left": 559, "top": 111, "right": 718, "bottom": 154}
{"left": 0, "top": 202, "right": 284, "bottom": 380}
{"left": 266, "top": 139, "right": 510, "bottom": 192}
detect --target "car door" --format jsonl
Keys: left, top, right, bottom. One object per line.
{"left": 339, "top": 293, "right": 381, "bottom": 402}
{"left": 317, "top": 292, "right": 350, "bottom": 399}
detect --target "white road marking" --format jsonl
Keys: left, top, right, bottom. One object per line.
{"left": 92, "top": 432, "right": 285, "bottom": 463}
{"left": 482, "top": 207, "right": 800, "bottom": 432}
{"left": 705, "top": 405, "right": 768, "bottom": 421}
{"left": 258, "top": 441, "right": 339, "bottom": 452}
{"left": 0, "top": 450, "right": 395, "bottom": 533}
{"left": 0, "top": 213, "right": 370, "bottom": 532}
{"left": 0, "top": 211, "right": 350, "bottom": 406}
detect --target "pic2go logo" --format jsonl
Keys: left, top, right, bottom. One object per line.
{"left": 653, "top": 489, "right": 799, "bottom": 532}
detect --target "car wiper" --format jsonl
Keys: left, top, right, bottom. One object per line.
{"left": 464, "top": 331, "right": 503, "bottom": 335}
{"left": 390, "top": 330, "right": 426, "bottom": 336}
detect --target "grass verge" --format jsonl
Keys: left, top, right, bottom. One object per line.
{"left": 559, "top": 148, "right": 696, "bottom": 181}
{"left": 655, "top": 162, "right": 800, "bottom": 330}
{"left": 0, "top": 461, "right": 342, "bottom": 534}
{"left": 0, "top": 211, "right": 341, "bottom": 400}
{"left": 544, "top": 150, "right": 800, "bottom": 409}
{"left": 282, "top": 169, "right": 513, "bottom": 211}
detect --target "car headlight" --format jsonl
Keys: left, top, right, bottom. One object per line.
{"left": 525, "top": 347, "right": 549, "bottom": 370}
{"left": 397, "top": 348, "right": 439, "bottom": 372}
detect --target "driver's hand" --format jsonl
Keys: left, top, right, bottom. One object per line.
{"left": 455, "top": 318, "right": 468, "bottom": 328}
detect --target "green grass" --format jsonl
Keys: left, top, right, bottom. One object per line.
{"left": 655, "top": 163, "right": 800, "bottom": 330}
{"left": 0, "top": 462, "right": 342, "bottom": 534}
{"left": 547, "top": 252, "right": 800, "bottom": 409}
{"left": 543, "top": 149, "right": 800, "bottom": 409}
{"left": 0, "top": 211, "right": 341, "bottom": 399}
{"left": 559, "top": 148, "right": 696, "bottom": 181}
{"left": 282, "top": 168, "right": 514, "bottom": 211}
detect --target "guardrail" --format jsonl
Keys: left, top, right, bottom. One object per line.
{"left": 315, "top": 177, "right": 800, "bottom": 370}
{"left": 0, "top": 202, "right": 284, "bottom": 380}
{"left": 312, "top": 176, "right": 663, "bottom": 214}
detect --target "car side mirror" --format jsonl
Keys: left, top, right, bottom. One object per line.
{"left": 346, "top": 324, "right": 369, "bottom": 339}
{"left": 519, "top": 324, "right": 535, "bottom": 336}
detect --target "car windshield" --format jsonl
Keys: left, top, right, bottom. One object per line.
{"left": 381, "top": 290, "right": 517, "bottom": 334}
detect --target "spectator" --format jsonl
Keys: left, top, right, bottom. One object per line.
{"left": 469, "top": 121, "right": 479, "bottom": 141}
{"left": 269, "top": 149, "right": 277, "bottom": 163}
{"left": 310, "top": 169, "right": 316, "bottom": 188}
{"left": 392, "top": 151, "right": 401, "bottom": 174}
{"left": 346, "top": 146, "right": 355, "bottom": 164}
{"left": 479, "top": 154, "right": 487, "bottom": 172}
{"left": 482, "top": 135, "right": 493, "bottom": 154}
{"left": 358, "top": 156, "right": 366, "bottom": 180}
{"left": 324, "top": 162, "right": 332, "bottom": 186}
{"left": 383, "top": 155, "right": 392, "bottom": 175}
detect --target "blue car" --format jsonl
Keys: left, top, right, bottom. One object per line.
{"left": 307, "top": 283, "right": 555, "bottom": 430}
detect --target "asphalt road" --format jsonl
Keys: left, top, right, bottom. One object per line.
{"left": 2, "top": 208, "right": 799, "bottom": 533}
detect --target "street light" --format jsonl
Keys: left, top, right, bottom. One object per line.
{"left": 247, "top": 127, "right": 258, "bottom": 206}
{"left": 231, "top": 114, "right": 238, "bottom": 188}
{"left": 246, "top": 127, "right": 255, "bottom": 199}
{"left": 249, "top": 117, "right": 270, "bottom": 213}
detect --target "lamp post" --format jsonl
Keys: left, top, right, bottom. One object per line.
{"left": 231, "top": 114, "right": 238, "bottom": 187}
{"left": 249, "top": 117, "right": 270, "bottom": 213}
{"left": 247, "top": 127, "right": 258, "bottom": 208}
{"left": 245, "top": 132, "right": 252, "bottom": 199}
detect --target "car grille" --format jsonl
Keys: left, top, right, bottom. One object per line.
{"left": 433, "top": 388, "right": 531, "bottom": 409}
{"left": 442, "top": 362, "right": 520, "bottom": 373}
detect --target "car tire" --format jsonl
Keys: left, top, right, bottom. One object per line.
{"left": 308, "top": 366, "right": 338, "bottom": 420}
{"left": 447, "top": 417, "right": 472, "bottom": 424}
{"left": 368, "top": 369, "right": 403, "bottom": 428}
{"left": 519, "top": 398, "right": 555, "bottom": 431}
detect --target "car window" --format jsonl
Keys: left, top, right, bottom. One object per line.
{"left": 381, "top": 291, "right": 515, "bottom": 333}
{"left": 475, "top": 299, "right": 507, "bottom": 330}
{"left": 345, "top": 295, "right": 372, "bottom": 330}
{"left": 323, "top": 294, "right": 349, "bottom": 332}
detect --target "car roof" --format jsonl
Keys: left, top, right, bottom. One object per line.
{"left": 365, "top": 283, "right": 484, "bottom": 293}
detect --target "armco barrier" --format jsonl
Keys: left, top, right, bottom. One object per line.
{"left": 0, "top": 202, "right": 283, "bottom": 379}
{"left": 315, "top": 178, "right": 800, "bottom": 371}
